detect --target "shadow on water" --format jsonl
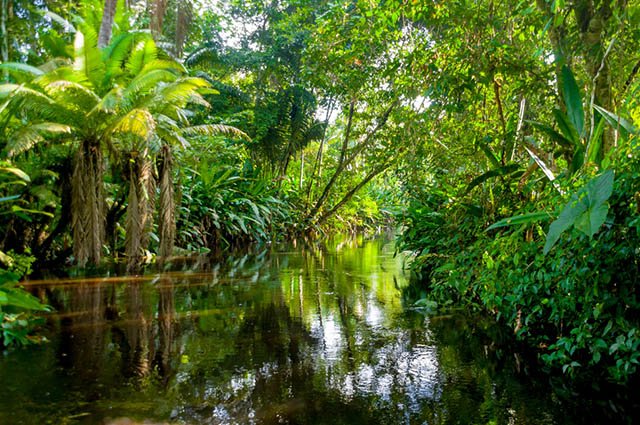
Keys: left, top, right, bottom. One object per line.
{"left": 0, "top": 234, "right": 626, "bottom": 424}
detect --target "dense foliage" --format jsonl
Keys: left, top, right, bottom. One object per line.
{"left": 0, "top": 0, "right": 639, "bottom": 388}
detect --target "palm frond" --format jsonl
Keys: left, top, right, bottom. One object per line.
{"left": 43, "top": 10, "right": 76, "bottom": 33}
{"left": 140, "top": 59, "right": 186, "bottom": 75}
{"left": 126, "top": 39, "right": 158, "bottom": 76}
{"left": 154, "top": 77, "right": 211, "bottom": 110}
{"left": 156, "top": 115, "right": 190, "bottom": 148}
{"left": 123, "top": 69, "right": 179, "bottom": 101}
{"left": 6, "top": 128, "right": 46, "bottom": 157}
{"left": 103, "top": 32, "right": 137, "bottom": 83}
{"left": 0, "top": 165, "right": 30, "bottom": 182}
{"left": 38, "top": 58, "right": 73, "bottom": 74}
{"left": 44, "top": 80, "right": 101, "bottom": 108}
{"left": 6, "top": 122, "right": 71, "bottom": 157}
{"left": 5, "top": 85, "right": 79, "bottom": 125}
{"left": 187, "top": 92, "right": 211, "bottom": 108}
{"left": 88, "top": 86, "right": 122, "bottom": 115}
{"left": 34, "top": 66, "right": 87, "bottom": 86}
{"left": 0, "top": 83, "right": 24, "bottom": 98}
{"left": 181, "top": 124, "right": 250, "bottom": 141}
{"left": 184, "top": 46, "right": 220, "bottom": 68}
{"left": 112, "top": 108, "right": 156, "bottom": 141}
{"left": 0, "top": 63, "right": 44, "bottom": 82}
{"left": 72, "top": 30, "right": 105, "bottom": 87}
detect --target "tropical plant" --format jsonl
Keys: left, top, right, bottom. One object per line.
{"left": 0, "top": 21, "right": 247, "bottom": 269}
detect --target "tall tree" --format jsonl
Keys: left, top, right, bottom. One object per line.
{"left": 150, "top": 0, "right": 167, "bottom": 40}
{"left": 98, "top": 0, "right": 118, "bottom": 47}
{"left": 174, "top": 0, "right": 193, "bottom": 57}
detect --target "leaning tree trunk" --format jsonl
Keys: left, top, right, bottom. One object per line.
{"left": 98, "top": 0, "right": 118, "bottom": 48}
{"left": 71, "top": 139, "right": 105, "bottom": 267}
{"left": 125, "top": 151, "right": 155, "bottom": 273}
{"left": 157, "top": 145, "right": 175, "bottom": 260}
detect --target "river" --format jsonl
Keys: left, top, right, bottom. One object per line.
{"left": 0, "top": 235, "right": 591, "bottom": 424}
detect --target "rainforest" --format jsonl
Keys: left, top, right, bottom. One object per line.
{"left": 0, "top": 0, "right": 639, "bottom": 423}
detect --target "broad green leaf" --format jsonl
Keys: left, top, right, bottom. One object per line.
{"left": 571, "top": 145, "right": 585, "bottom": 173}
{"left": 585, "top": 117, "right": 606, "bottom": 165}
{"left": 476, "top": 137, "right": 501, "bottom": 168}
{"left": 487, "top": 212, "right": 552, "bottom": 230}
{"left": 527, "top": 120, "right": 573, "bottom": 149}
{"left": 562, "top": 65, "right": 585, "bottom": 138}
{"left": 593, "top": 104, "right": 638, "bottom": 139}
{"left": 0, "top": 63, "right": 44, "bottom": 77}
{"left": 553, "top": 108, "right": 580, "bottom": 144}
{"left": 544, "top": 170, "right": 614, "bottom": 254}
{"left": 544, "top": 198, "right": 584, "bottom": 254}
{"left": 2, "top": 289, "right": 49, "bottom": 310}
{"left": 0, "top": 250, "right": 11, "bottom": 265}
{"left": 465, "top": 164, "right": 520, "bottom": 194}
{"left": 587, "top": 169, "right": 615, "bottom": 206}
{"left": 574, "top": 202, "right": 609, "bottom": 237}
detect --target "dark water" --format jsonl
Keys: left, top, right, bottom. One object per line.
{"left": 0, "top": 236, "right": 580, "bottom": 424}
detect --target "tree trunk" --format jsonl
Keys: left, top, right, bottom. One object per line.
{"left": 125, "top": 151, "right": 155, "bottom": 272}
{"left": 306, "top": 100, "right": 356, "bottom": 220}
{"left": 157, "top": 145, "right": 175, "bottom": 259}
{"left": 72, "top": 139, "right": 105, "bottom": 267}
{"left": 150, "top": 0, "right": 168, "bottom": 40}
{"left": 316, "top": 162, "right": 391, "bottom": 226}
{"left": 577, "top": 3, "right": 614, "bottom": 154}
{"left": 305, "top": 97, "right": 334, "bottom": 204}
{"left": 174, "top": 0, "right": 193, "bottom": 57}
{"left": 307, "top": 100, "right": 396, "bottom": 223}
{"left": 299, "top": 150, "right": 304, "bottom": 190}
{"left": 1, "top": 0, "right": 9, "bottom": 81}
{"left": 98, "top": 0, "right": 118, "bottom": 48}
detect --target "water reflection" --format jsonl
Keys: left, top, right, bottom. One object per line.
{"left": 0, "top": 235, "right": 575, "bottom": 424}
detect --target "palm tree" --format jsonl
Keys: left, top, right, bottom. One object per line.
{"left": 0, "top": 24, "right": 248, "bottom": 268}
